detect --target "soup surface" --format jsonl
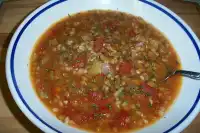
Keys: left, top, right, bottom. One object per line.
{"left": 30, "top": 10, "right": 182, "bottom": 133}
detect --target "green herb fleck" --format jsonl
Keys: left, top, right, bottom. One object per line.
{"left": 144, "top": 55, "right": 148, "bottom": 61}
{"left": 124, "top": 101, "right": 128, "bottom": 104}
{"left": 104, "top": 95, "right": 109, "bottom": 99}
{"left": 107, "top": 104, "right": 112, "bottom": 110}
{"left": 76, "top": 60, "right": 80, "bottom": 63}
{"left": 148, "top": 103, "right": 153, "bottom": 108}
{"left": 135, "top": 89, "right": 144, "bottom": 94}
{"left": 92, "top": 103, "right": 98, "bottom": 110}
{"left": 94, "top": 113, "right": 103, "bottom": 119}
{"left": 122, "top": 101, "right": 129, "bottom": 106}
{"left": 149, "top": 74, "right": 154, "bottom": 80}
{"left": 145, "top": 92, "right": 151, "bottom": 97}
{"left": 119, "top": 91, "right": 124, "bottom": 97}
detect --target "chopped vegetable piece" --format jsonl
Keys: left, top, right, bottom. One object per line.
{"left": 119, "top": 62, "right": 132, "bottom": 75}
{"left": 93, "top": 37, "right": 104, "bottom": 52}
{"left": 141, "top": 82, "right": 157, "bottom": 97}
{"left": 52, "top": 87, "right": 61, "bottom": 96}
{"left": 88, "top": 61, "right": 102, "bottom": 75}
{"left": 101, "top": 63, "right": 111, "bottom": 75}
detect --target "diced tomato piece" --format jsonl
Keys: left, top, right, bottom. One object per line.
{"left": 37, "top": 84, "right": 44, "bottom": 90}
{"left": 93, "top": 37, "right": 104, "bottom": 52}
{"left": 119, "top": 62, "right": 132, "bottom": 75}
{"left": 96, "top": 73, "right": 105, "bottom": 77}
{"left": 98, "top": 105, "right": 110, "bottom": 113}
{"left": 102, "top": 23, "right": 107, "bottom": 29}
{"left": 109, "top": 23, "right": 117, "bottom": 30}
{"left": 49, "top": 30, "right": 56, "bottom": 38}
{"left": 72, "top": 55, "right": 87, "bottom": 68}
{"left": 75, "top": 80, "right": 81, "bottom": 88}
{"left": 142, "top": 82, "right": 157, "bottom": 97}
{"left": 136, "top": 94, "right": 148, "bottom": 105}
{"left": 128, "top": 29, "right": 136, "bottom": 37}
{"left": 51, "top": 87, "right": 61, "bottom": 96}
{"left": 64, "top": 105, "right": 76, "bottom": 115}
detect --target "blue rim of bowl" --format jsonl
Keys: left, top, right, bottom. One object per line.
{"left": 9, "top": 0, "right": 200, "bottom": 133}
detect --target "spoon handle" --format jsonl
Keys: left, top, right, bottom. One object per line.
{"left": 175, "top": 70, "right": 200, "bottom": 80}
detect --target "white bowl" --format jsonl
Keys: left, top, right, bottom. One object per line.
{"left": 5, "top": 0, "right": 200, "bottom": 133}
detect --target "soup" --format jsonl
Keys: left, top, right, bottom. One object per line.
{"left": 30, "top": 10, "right": 182, "bottom": 132}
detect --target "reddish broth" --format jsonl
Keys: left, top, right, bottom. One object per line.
{"left": 30, "top": 10, "right": 182, "bottom": 133}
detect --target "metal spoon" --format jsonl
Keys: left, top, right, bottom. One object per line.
{"left": 163, "top": 70, "right": 200, "bottom": 81}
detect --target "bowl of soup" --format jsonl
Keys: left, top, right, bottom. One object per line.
{"left": 5, "top": 0, "right": 200, "bottom": 133}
